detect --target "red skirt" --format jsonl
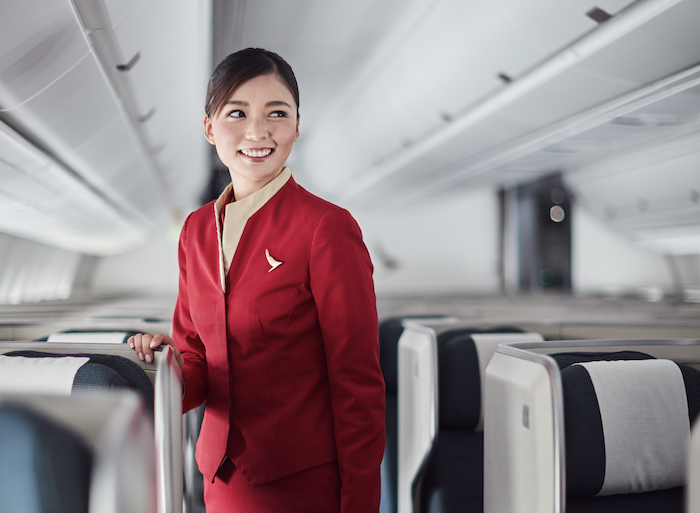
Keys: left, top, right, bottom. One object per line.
{"left": 204, "top": 458, "right": 341, "bottom": 513}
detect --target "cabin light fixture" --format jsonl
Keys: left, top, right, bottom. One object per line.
{"left": 551, "top": 188, "right": 567, "bottom": 205}
{"left": 550, "top": 206, "right": 566, "bottom": 223}
{"left": 586, "top": 7, "right": 613, "bottom": 24}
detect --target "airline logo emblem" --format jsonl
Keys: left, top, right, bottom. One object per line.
{"left": 265, "top": 249, "right": 283, "bottom": 273}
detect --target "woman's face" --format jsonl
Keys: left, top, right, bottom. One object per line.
{"left": 204, "top": 73, "right": 299, "bottom": 198}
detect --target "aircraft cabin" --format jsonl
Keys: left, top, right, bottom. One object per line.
{"left": 0, "top": 0, "right": 699, "bottom": 512}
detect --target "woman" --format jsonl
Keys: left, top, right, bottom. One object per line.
{"left": 129, "top": 48, "right": 385, "bottom": 513}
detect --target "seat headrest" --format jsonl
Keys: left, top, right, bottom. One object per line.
{"left": 560, "top": 354, "right": 700, "bottom": 497}
{"left": 0, "top": 355, "right": 89, "bottom": 395}
{"left": 438, "top": 330, "right": 543, "bottom": 431}
{"left": 3, "top": 352, "right": 154, "bottom": 419}
{"left": 438, "top": 333, "right": 481, "bottom": 431}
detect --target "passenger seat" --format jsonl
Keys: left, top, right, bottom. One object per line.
{"left": 0, "top": 392, "right": 156, "bottom": 513}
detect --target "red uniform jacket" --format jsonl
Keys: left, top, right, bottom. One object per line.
{"left": 173, "top": 170, "right": 386, "bottom": 512}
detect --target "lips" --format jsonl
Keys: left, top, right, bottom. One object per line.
{"left": 240, "top": 148, "right": 273, "bottom": 158}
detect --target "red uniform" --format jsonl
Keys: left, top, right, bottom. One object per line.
{"left": 173, "top": 169, "right": 385, "bottom": 512}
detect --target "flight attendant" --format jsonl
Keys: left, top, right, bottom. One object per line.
{"left": 129, "top": 48, "right": 385, "bottom": 513}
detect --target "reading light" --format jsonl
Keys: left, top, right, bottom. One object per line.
{"left": 550, "top": 206, "right": 566, "bottom": 223}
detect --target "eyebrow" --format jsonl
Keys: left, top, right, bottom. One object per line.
{"left": 224, "top": 100, "right": 293, "bottom": 108}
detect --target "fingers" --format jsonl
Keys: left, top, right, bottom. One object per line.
{"left": 127, "top": 333, "right": 172, "bottom": 364}
{"left": 151, "top": 334, "right": 184, "bottom": 370}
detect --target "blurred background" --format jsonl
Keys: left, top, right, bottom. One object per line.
{"left": 0, "top": 0, "right": 699, "bottom": 309}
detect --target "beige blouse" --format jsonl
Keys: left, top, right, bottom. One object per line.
{"left": 213, "top": 167, "right": 292, "bottom": 293}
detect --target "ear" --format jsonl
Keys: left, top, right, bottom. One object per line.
{"left": 294, "top": 117, "right": 300, "bottom": 142}
{"left": 203, "top": 115, "right": 216, "bottom": 145}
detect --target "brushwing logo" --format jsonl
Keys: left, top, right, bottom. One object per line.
{"left": 265, "top": 249, "right": 283, "bottom": 273}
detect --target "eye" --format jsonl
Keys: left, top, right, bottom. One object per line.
{"left": 227, "top": 110, "right": 245, "bottom": 118}
{"left": 269, "top": 111, "right": 288, "bottom": 118}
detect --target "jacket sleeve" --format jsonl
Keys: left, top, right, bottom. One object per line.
{"left": 173, "top": 214, "right": 209, "bottom": 413}
{"left": 309, "top": 209, "right": 386, "bottom": 513}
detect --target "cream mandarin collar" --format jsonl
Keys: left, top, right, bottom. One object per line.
{"left": 213, "top": 167, "right": 292, "bottom": 293}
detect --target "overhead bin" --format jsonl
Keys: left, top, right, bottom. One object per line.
{"left": 0, "top": 121, "right": 149, "bottom": 254}
{"left": 304, "top": 0, "right": 700, "bottom": 228}
{"left": 75, "top": 0, "right": 210, "bottom": 214}
{"left": 0, "top": 0, "right": 209, "bottom": 255}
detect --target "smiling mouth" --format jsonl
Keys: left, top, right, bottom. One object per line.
{"left": 240, "top": 148, "right": 273, "bottom": 158}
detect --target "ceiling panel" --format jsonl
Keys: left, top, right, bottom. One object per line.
{"left": 102, "top": 0, "right": 136, "bottom": 27}
{"left": 579, "top": 1, "right": 700, "bottom": 86}
{"left": 5, "top": 56, "right": 118, "bottom": 152}
{"left": 296, "top": 0, "right": 691, "bottom": 202}
{"left": 0, "top": 0, "right": 88, "bottom": 110}
{"left": 497, "top": 0, "right": 634, "bottom": 58}
{"left": 0, "top": 160, "right": 23, "bottom": 184}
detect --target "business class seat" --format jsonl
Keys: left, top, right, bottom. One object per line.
{"left": 0, "top": 392, "right": 155, "bottom": 513}
{"left": 484, "top": 338, "right": 700, "bottom": 513}
{"left": 0, "top": 342, "right": 182, "bottom": 513}
{"left": 0, "top": 402, "right": 92, "bottom": 513}
{"left": 379, "top": 316, "right": 453, "bottom": 513}
{"left": 396, "top": 320, "right": 543, "bottom": 513}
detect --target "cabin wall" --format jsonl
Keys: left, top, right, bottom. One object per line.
{"left": 90, "top": 227, "right": 179, "bottom": 295}
{"left": 86, "top": 186, "right": 687, "bottom": 299}
{"left": 572, "top": 204, "right": 675, "bottom": 296}
{"left": 357, "top": 188, "right": 501, "bottom": 296}
{"left": 0, "top": 232, "right": 86, "bottom": 304}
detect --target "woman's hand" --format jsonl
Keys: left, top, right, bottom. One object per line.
{"left": 127, "top": 333, "right": 184, "bottom": 369}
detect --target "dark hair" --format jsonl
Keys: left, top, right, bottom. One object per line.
{"left": 205, "top": 48, "right": 300, "bottom": 118}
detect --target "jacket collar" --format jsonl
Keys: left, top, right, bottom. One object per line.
{"left": 213, "top": 167, "right": 292, "bottom": 293}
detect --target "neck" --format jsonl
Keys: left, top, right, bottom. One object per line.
{"left": 230, "top": 169, "right": 283, "bottom": 201}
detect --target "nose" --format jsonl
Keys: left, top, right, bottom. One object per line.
{"left": 245, "top": 115, "right": 269, "bottom": 141}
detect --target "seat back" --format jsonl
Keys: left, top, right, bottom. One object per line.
{"left": 0, "top": 392, "right": 156, "bottom": 513}
{"left": 484, "top": 338, "right": 700, "bottom": 513}
{"left": 418, "top": 331, "right": 543, "bottom": 513}
{"left": 0, "top": 402, "right": 92, "bottom": 513}
{"left": 397, "top": 322, "right": 541, "bottom": 513}
{"left": 379, "top": 316, "right": 452, "bottom": 513}
{"left": 688, "top": 416, "right": 700, "bottom": 512}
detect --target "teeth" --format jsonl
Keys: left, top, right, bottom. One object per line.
{"left": 241, "top": 148, "right": 272, "bottom": 158}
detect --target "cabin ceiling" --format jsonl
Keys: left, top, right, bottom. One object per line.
{"left": 0, "top": 0, "right": 698, "bottom": 256}
{"left": 215, "top": 0, "right": 700, "bottom": 255}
